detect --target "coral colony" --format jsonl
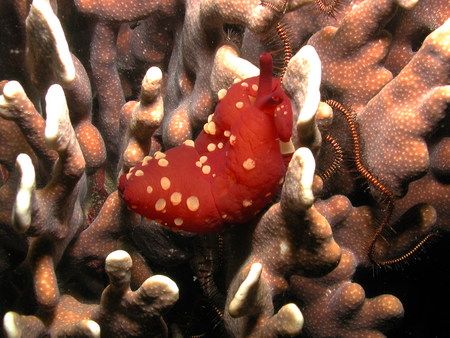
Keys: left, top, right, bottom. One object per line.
{"left": 0, "top": 0, "right": 448, "bottom": 337}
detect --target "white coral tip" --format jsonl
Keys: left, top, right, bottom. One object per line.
{"left": 3, "top": 312, "right": 20, "bottom": 338}
{"left": 2, "top": 81, "right": 25, "bottom": 100}
{"left": 277, "top": 303, "right": 304, "bottom": 336}
{"left": 30, "top": 0, "right": 75, "bottom": 82}
{"left": 13, "top": 154, "right": 35, "bottom": 233}
{"left": 147, "top": 275, "right": 180, "bottom": 296}
{"left": 229, "top": 262, "right": 263, "bottom": 317}
{"left": 105, "top": 250, "right": 132, "bottom": 272}
{"left": 145, "top": 67, "right": 163, "bottom": 84}
{"left": 81, "top": 319, "right": 101, "bottom": 337}
{"left": 44, "top": 84, "right": 69, "bottom": 149}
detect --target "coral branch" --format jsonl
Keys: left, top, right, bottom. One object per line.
{"left": 291, "top": 249, "right": 404, "bottom": 337}
{"left": 358, "top": 19, "right": 450, "bottom": 195}
{"left": 3, "top": 250, "right": 178, "bottom": 337}
{"left": 224, "top": 147, "right": 341, "bottom": 336}
{"left": 0, "top": 81, "right": 57, "bottom": 172}
{"left": 119, "top": 67, "right": 164, "bottom": 172}
{"left": 1, "top": 0, "right": 448, "bottom": 336}
{"left": 283, "top": 45, "right": 322, "bottom": 152}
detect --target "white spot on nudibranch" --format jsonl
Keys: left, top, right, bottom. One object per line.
{"left": 161, "top": 177, "right": 171, "bottom": 190}
{"left": 243, "top": 199, "right": 252, "bottom": 207}
{"left": 154, "top": 151, "right": 166, "bottom": 159}
{"left": 202, "top": 165, "right": 211, "bottom": 174}
{"left": 200, "top": 156, "right": 208, "bottom": 164}
{"left": 155, "top": 198, "right": 166, "bottom": 211}
{"left": 242, "top": 158, "right": 255, "bottom": 170}
{"left": 170, "top": 192, "right": 182, "bottom": 205}
{"left": 207, "top": 143, "right": 216, "bottom": 152}
{"left": 174, "top": 218, "right": 183, "bottom": 226}
{"left": 146, "top": 186, "right": 153, "bottom": 194}
{"left": 135, "top": 170, "right": 144, "bottom": 177}
{"left": 235, "top": 101, "right": 244, "bottom": 109}
{"left": 158, "top": 158, "right": 169, "bottom": 167}
{"left": 187, "top": 196, "right": 200, "bottom": 212}
{"left": 203, "top": 121, "right": 216, "bottom": 135}
{"left": 208, "top": 122, "right": 216, "bottom": 135}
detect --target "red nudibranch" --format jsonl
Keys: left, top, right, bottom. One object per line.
{"left": 118, "top": 53, "right": 294, "bottom": 233}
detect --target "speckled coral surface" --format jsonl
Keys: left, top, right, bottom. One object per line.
{"left": 291, "top": 249, "right": 404, "bottom": 337}
{"left": 308, "top": 0, "right": 398, "bottom": 110}
{"left": 386, "top": 0, "right": 450, "bottom": 74}
{"left": 0, "top": 0, "right": 449, "bottom": 336}
{"left": 358, "top": 19, "right": 450, "bottom": 196}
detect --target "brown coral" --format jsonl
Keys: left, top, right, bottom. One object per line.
{"left": 0, "top": 0, "right": 449, "bottom": 337}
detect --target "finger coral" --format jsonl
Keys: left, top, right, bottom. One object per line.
{"left": 4, "top": 249, "right": 179, "bottom": 337}
{"left": 0, "top": 0, "right": 449, "bottom": 337}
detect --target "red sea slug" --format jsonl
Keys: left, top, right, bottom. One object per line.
{"left": 118, "top": 53, "right": 293, "bottom": 232}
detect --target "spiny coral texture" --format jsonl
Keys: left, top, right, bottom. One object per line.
{"left": 0, "top": 0, "right": 448, "bottom": 337}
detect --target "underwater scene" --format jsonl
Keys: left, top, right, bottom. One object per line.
{"left": 0, "top": 0, "right": 449, "bottom": 337}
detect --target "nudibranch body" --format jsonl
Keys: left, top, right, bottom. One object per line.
{"left": 118, "top": 53, "right": 293, "bottom": 233}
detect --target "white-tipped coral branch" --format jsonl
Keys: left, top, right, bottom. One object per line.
{"left": 211, "top": 45, "right": 260, "bottom": 92}
{"left": 283, "top": 45, "right": 322, "bottom": 152}
{"left": 281, "top": 147, "right": 316, "bottom": 212}
{"left": 26, "top": 0, "right": 75, "bottom": 87}
{"left": 0, "top": 0, "right": 448, "bottom": 336}
{"left": 225, "top": 147, "right": 341, "bottom": 336}
{"left": 0, "top": 81, "right": 57, "bottom": 170}
{"left": 12, "top": 154, "right": 35, "bottom": 233}
{"left": 2, "top": 250, "right": 178, "bottom": 337}
{"left": 228, "top": 262, "right": 263, "bottom": 317}
{"left": 291, "top": 249, "right": 404, "bottom": 336}
{"left": 119, "top": 66, "right": 164, "bottom": 172}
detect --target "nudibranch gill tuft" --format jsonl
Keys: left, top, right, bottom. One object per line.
{"left": 118, "top": 53, "right": 294, "bottom": 233}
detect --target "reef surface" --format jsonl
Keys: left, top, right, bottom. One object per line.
{"left": 0, "top": 0, "right": 449, "bottom": 337}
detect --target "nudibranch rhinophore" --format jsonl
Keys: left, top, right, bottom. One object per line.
{"left": 118, "top": 53, "right": 294, "bottom": 233}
